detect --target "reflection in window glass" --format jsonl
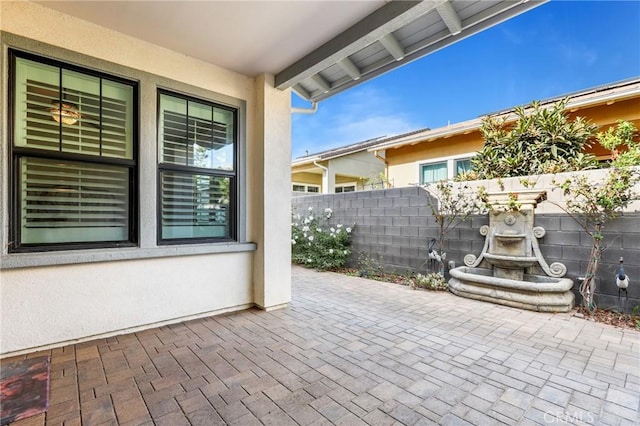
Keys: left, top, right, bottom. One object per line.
{"left": 159, "top": 93, "right": 234, "bottom": 170}
{"left": 455, "top": 158, "right": 472, "bottom": 176}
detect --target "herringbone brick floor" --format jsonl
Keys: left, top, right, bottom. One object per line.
{"left": 5, "top": 266, "right": 639, "bottom": 425}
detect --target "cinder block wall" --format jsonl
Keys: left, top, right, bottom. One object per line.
{"left": 291, "top": 188, "right": 640, "bottom": 312}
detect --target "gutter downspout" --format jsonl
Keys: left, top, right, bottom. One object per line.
{"left": 292, "top": 101, "right": 318, "bottom": 114}
{"left": 373, "top": 150, "right": 390, "bottom": 189}
{"left": 313, "top": 160, "right": 329, "bottom": 194}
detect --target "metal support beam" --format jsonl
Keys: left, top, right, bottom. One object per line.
{"left": 435, "top": 0, "right": 462, "bottom": 35}
{"left": 311, "top": 74, "right": 331, "bottom": 93}
{"left": 379, "top": 33, "right": 405, "bottom": 61}
{"left": 274, "top": 0, "right": 433, "bottom": 90}
{"left": 337, "top": 57, "right": 362, "bottom": 80}
{"left": 292, "top": 84, "right": 311, "bottom": 100}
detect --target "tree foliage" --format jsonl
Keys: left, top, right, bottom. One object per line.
{"left": 467, "top": 99, "right": 599, "bottom": 180}
{"left": 553, "top": 121, "right": 640, "bottom": 312}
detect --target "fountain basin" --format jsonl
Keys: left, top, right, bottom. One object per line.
{"left": 449, "top": 266, "right": 574, "bottom": 313}
{"left": 484, "top": 253, "right": 538, "bottom": 269}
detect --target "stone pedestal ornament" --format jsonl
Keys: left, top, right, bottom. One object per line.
{"left": 449, "top": 190, "right": 574, "bottom": 312}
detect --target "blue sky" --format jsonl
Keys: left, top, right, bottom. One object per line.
{"left": 291, "top": 0, "right": 640, "bottom": 159}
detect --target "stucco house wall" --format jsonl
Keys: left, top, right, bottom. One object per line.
{"left": 292, "top": 144, "right": 385, "bottom": 193}
{"left": 0, "top": 2, "right": 291, "bottom": 356}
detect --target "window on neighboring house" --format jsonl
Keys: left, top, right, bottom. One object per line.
{"left": 292, "top": 183, "right": 320, "bottom": 193}
{"left": 454, "top": 158, "right": 472, "bottom": 177}
{"left": 158, "top": 91, "right": 237, "bottom": 243}
{"left": 10, "top": 51, "right": 137, "bottom": 252}
{"left": 335, "top": 184, "right": 356, "bottom": 193}
{"left": 420, "top": 161, "right": 448, "bottom": 184}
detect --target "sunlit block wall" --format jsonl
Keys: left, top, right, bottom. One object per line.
{"left": 292, "top": 179, "right": 640, "bottom": 313}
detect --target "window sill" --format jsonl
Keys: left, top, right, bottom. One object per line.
{"left": 0, "top": 242, "right": 257, "bottom": 270}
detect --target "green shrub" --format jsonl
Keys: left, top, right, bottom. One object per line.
{"left": 291, "top": 207, "right": 353, "bottom": 271}
{"left": 469, "top": 99, "right": 598, "bottom": 179}
{"left": 412, "top": 272, "right": 448, "bottom": 291}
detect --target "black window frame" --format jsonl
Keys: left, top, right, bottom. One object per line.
{"left": 8, "top": 49, "right": 139, "bottom": 253}
{"left": 156, "top": 89, "right": 238, "bottom": 245}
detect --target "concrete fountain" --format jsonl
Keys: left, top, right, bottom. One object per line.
{"left": 448, "top": 190, "right": 574, "bottom": 312}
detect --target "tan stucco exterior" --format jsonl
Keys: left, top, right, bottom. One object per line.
{"left": 384, "top": 92, "right": 640, "bottom": 188}
{"left": 0, "top": 1, "right": 291, "bottom": 355}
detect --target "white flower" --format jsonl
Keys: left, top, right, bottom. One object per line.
{"left": 329, "top": 249, "right": 334, "bottom": 254}
{"left": 302, "top": 226, "right": 310, "bottom": 232}
{"left": 293, "top": 235, "right": 298, "bottom": 240}
{"left": 346, "top": 227, "right": 352, "bottom": 233}
{"left": 308, "top": 215, "right": 314, "bottom": 221}
{"left": 308, "top": 206, "right": 313, "bottom": 211}
{"left": 324, "top": 208, "right": 332, "bottom": 214}
{"left": 296, "top": 214, "right": 301, "bottom": 220}
{"left": 303, "top": 218, "right": 310, "bottom": 224}
{"left": 337, "top": 224, "right": 343, "bottom": 228}
{"left": 316, "top": 227, "right": 322, "bottom": 232}
{"left": 343, "top": 250, "right": 348, "bottom": 255}
{"left": 307, "top": 258, "right": 312, "bottom": 263}
{"left": 330, "top": 227, "right": 335, "bottom": 233}
{"left": 291, "top": 239, "right": 296, "bottom": 245}
{"left": 308, "top": 235, "right": 314, "bottom": 241}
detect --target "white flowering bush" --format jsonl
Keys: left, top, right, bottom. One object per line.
{"left": 291, "top": 207, "right": 353, "bottom": 271}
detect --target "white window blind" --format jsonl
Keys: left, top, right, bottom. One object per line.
{"left": 161, "top": 172, "right": 230, "bottom": 239}
{"left": 158, "top": 92, "right": 236, "bottom": 242}
{"left": 15, "top": 58, "right": 133, "bottom": 159}
{"left": 20, "top": 158, "right": 129, "bottom": 244}
{"left": 11, "top": 53, "right": 135, "bottom": 249}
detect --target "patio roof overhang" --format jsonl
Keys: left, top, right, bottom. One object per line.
{"left": 34, "top": 0, "right": 547, "bottom": 102}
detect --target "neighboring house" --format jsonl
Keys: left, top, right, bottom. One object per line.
{"left": 292, "top": 130, "right": 426, "bottom": 194}
{"left": 0, "top": 0, "right": 545, "bottom": 356}
{"left": 370, "top": 78, "right": 640, "bottom": 187}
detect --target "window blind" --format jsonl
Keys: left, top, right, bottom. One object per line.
{"left": 161, "top": 111, "right": 231, "bottom": 167}
{"left": 11, "top": 53, "right": 136, "bottom": 250}
{"left": 16, "top": 57, "right": 132, "bottom": 159}
{"left": 20, "top": 157, "right": 129, "bottom": 244}
{"left": 161, "top": 172, "right": 230, "bottom": 239}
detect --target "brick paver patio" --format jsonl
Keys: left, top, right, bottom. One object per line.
{"left": 5, "top": 266, "right": 639, "bottom": 425}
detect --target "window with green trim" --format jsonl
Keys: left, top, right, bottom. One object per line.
{"left": 158, "top": 91, "right": 237, "bottom": 243}
{"left": 454, "top": 158, "right": 472, "bottom": 176}
{"left": 420, "top": 161, "right": 447, "bottom": 184}
{"left": 10, "top": 51, "right": 137, "bottom": 251}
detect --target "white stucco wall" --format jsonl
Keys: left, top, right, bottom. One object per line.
{"left": 0, "top": 1, "right": 292, "bottom": 355}
{"left": 1, "top": 253, "right": 253, "bottom": 353}
{"left": 251, "top": 74, "right": 292, "bottom": 309}
{"left": 330, "top": 151, "right": 385, "bottom": 180}
{"left": 388, "top": 161, "right": 420, "bottom": 188}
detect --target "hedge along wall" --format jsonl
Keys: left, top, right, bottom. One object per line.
{"left": 291, "top": 186, "right": 640, "bottom": 313}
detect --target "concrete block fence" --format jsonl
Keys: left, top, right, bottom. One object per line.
{"left": 291, "top": 187, "right": 640, "bottom": 313}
